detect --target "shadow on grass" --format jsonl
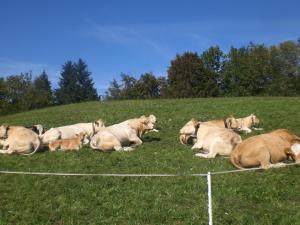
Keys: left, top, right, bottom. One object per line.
{"left": 142, "top": 136, "right": 161, "bottom": 142}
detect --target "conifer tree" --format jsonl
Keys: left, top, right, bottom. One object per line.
{"left": 75, "top": 58, "right": 98, "bottom": 101}
{"left": 55, "top": 61, "right": 77, "bottom": 104}
{"left": 31, "top": 71, "right": 53, "bottom": 108}
{"left": 55, "top": 59, "right": 98, "bottom": 104}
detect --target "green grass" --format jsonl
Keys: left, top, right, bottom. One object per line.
{"left": 0, "top": 97, "right": 299, "bottom": 225}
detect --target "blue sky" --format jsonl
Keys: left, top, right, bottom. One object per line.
{"left": 0, "top": 0, "right": 299, "bottom": 94}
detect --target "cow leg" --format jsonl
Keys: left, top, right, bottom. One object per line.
{"left": 242, "top": 127, "right": 252, "bottom": 134}
{"left": 0, "top": 149, "right": 14, "bottom": 154}
{"left": 195, "top": 151, "right": 217, "bottom": 158}
{"left": 191, "top": 140, "right": 203, "bottom": 150}
{"left": 0, "top": 140, "right": 9, "bottom": 150}
{"left": 98, "top": 140, "right": 122, "bottom": 152}
{"left": 129, "top": 134, "right": 143, "bottom": 147}
{"left": 269, "top": 162, "right": 287, "bottom": 168}
{"left": 122, "top": 147, "right": 135, "bottom": 151}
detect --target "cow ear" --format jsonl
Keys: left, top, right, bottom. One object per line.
{"left": 251, "top": 115, "right": 256, "bottom": 124}
{"left": 4, "top": 125, "right": 10, "bottom": 131}
{"left": 225, "top": 117, "right": 232, "bottom": 128}
{"left": 94, "top": 121, "right": 99, "bottom": 126}
{"left": 32, "top": 125, "right": 38, "bottom": 133}
{"left": 291, "top": 138, "right": 300, "bottom": 145}
{"left": 140, "top": 116, "right": 148, "bottom": 124}
{"left": 148, "top": 115, "right": 156, "bottom": 123}
{"left": 191, "top": 118, "right": 199, "bottom": 124}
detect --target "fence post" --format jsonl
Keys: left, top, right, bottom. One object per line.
{"left": 207, "top": 172, "right": 213, "bottom": 225}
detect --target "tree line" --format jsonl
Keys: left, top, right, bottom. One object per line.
{"left": 1, "top": 38, "right": 300, "bottom": 115}
{"left": 0, "top": 59, "right": 98, "bottom": 115}
{"left": 106, "top": 38, "right": 300, "bottom": 99}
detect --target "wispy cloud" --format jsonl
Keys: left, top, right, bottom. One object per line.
{"left": 85, "top": 22, "right": 175, "bottom": 60}
{"left": 0, "top": 59, "right": 60, "bottom": 87}
{"left": 92, "top": 25, "right": 139, "bottom": 44}
{"left": 86, "top": 19, "right": 300, "bottom": 54}
{"left": 84, "top": 21, "right": 242, "bottom": 57}
{"left": 0, "top": 59, "right": 47, "bottom": 74}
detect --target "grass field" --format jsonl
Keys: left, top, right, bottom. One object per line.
{"left": 0, "top": 97, "right": 299, "bottom": 225}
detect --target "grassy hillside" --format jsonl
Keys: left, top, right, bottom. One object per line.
{"left": 0, "top": 97, "right": 299, "bottom": 225}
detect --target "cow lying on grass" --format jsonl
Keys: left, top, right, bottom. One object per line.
{"left": 192, "top": 122, "right": 242, "bottom": 158}
{"left": 0, "top": 125, "right": 41, "bottom": 155}
{"left": 41, "top": 119, "right": 105, "bottom": 144}
{"left": 179, "top": 118, "right": 242, "bottom": 158}
{"left": 289, "top": 139, "right": 300, "bottom": 164}
{"left": 234, "top": 114, "right": 261, "bottom": 133}
{"left": 179, "top": 116, "right": 240, "bottom": 145}
{"left": 49, "top": 132, "right": 87, "bottom": 151}
{"left": 90, "top": 115, "right": 157, "bottom": 152}
{"left": 230, "top": 129, "right": 300, "bottom": 169}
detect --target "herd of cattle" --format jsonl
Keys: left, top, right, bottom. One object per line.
{"left": 0, "top": 113, "right": 299, "bottom": 170}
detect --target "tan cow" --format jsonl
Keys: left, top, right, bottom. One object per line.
{"left": 0, "top": 125, "right": 41, "bottom": 155}
{"left": 235, "top": 114, "right": 260, "bottom": 133}
{"left": 230, "top": 129, "right": 299, "bottom": 169}
{"left": 48, "top": 132, "right": 87, "bottom": 151}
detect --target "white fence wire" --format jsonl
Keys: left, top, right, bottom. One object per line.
{"left": 0, "top": 161, "right": 299, "bottom": 225}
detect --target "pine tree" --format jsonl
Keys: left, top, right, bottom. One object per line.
{"left": 55, "top": 61, "right": 77, "bottom": 104}
{"left": 55, "top": 59, "right": 98, "bottom": 104}
{"left": 75, "top": 58, "right": 98, "bottom": 101}
{"left": 31, "top": 71, "right": 53, "bottom": 108}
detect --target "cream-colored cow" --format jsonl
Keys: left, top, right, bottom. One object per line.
{"left": 90, "top": 115, "right": 157, "bottom": 152}
{"left": 41, "top": 119, "right": 104, "bottom": 144}
{"left": 192, "top": 122, "right": 242, "bottom": 158}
